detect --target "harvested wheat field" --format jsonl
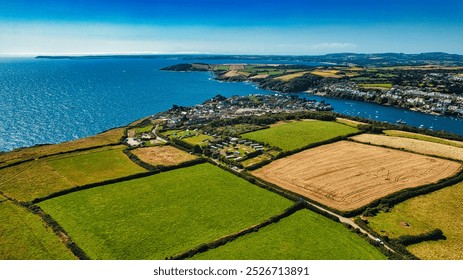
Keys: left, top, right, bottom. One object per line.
{"left": 131, "top": 145, "right": 198, "bottom": 166}
{"left": 252, "top": 141, "right": 461, "bottom": 212}
{"left": 351, "top": 134, "right": 463, "bottom": 161}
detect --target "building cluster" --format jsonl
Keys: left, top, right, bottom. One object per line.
{"left": 210, "top": 137, "right": 263, "bottom": 161}
{"left": 157, "top": 94, "right": 333, "bottom": 129}
{"left": 317, "top": 73, "right": 463, "bottom": 116}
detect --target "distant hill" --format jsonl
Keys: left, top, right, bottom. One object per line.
{"left": 36, "top": 52, "right": 463, "bottom": 67}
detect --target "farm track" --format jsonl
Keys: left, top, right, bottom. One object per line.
{"left": 304, "top": 201, "right": 395, "bottom": 253}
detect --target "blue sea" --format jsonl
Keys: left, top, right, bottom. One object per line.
{"left": 1, "top": 57, "right": 462, "bottom": 152}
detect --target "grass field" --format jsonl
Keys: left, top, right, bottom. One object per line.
{"left": 351, "top": 134, "right": 463, "bottom": 161}
{"left": 0, "top": 146, "right": 145, "bottom": 202}
{"left": 47, "top": 146, "right": 146, "bottom": 186}
{"left": 384, "top": 130, "right": 463, "bottom": 148}
{"left": 0, "top": 200, "right": 75, "bottom": 259}
{"left": 357, "top": 83, "right": 393, "bottom": 89}
{"left": 192, "top": 209, "right": 386, "bottom": 260}
{"left": 241, "top": 120, "right": 359, "bottom": 151}
{"left": 367, "top": 181, "right": 463, "bottom": 259}
{"left": 0, "top": 159, "right": 73, "bottom": 202}
{"left": 252, "top": 141, "right": 461, "bottom": 211}
{"left": 131, "top": 146, "right": 198, "bottom": 166}
{"left": 0, "top": 127, "right": 125, "bottom": 168}
{"left": 38, "top": 163, "right": 293, "bottom": 259}
{"left": 182, "top": 134, "right": 214, "bottom": 146}
{"left": 166, "top": 130, "right": 213, "bottom": 147}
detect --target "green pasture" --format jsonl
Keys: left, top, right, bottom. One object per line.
{"left": 0, "top": 200, "right": 75, "bottom": 259}
{"left": 182, "top": 134, "right": 214, "bottom": 146}
{"left": 241, "top": 120, "right": 359, "bottom": 151}
{"left": 357, "top": 83, "right": 393, "bottom": 89}
{"left": 0, "top": 127, "right": 125, "bottom": 168}
{"left": 134, "top": 125, "right": 153, "bottom": 134}
{"left": 166, "top": 130, "right": 213, "bottom": 146}
{"left": 0, "top": 146, "right": 145, "bottom": 202}
{"left": 213, "top": 65, "right": 230, "bottom": 71}
{"left": 47, "top": 146, "right": 146, "bottom": 186}
{"left": 38, "top": 163, "right": 293, "bottom": 259}
{"left": 0, "top": 159, "right": 73, "bottom": 202}
{"left": 192, "top": 209, "right": 386, "bottom": 260}
{"left": 367, "top": 181, "right": 463, "bottom": 260}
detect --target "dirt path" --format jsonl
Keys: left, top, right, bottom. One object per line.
{"left": 306, "top": 201, "right": 395, "bottom": 253}
{"left": 153, "top": 124, "right": 167, "bottom": 143}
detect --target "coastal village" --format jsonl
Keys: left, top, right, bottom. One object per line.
{"left": 315, "top": 73, "right": 463, "bottom": 116}
{"left": 157, "top": 93, "right": 332, "bottom": 129}
{"left": 124, "top": 93, "right": 333, "bottom": 167}
{"left": 164, "top": 63, "right": 463, "bottom": 118}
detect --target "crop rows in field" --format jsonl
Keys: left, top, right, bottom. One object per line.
{"left": 252, "top": 141, "right": 461, "bottom": 211}
{"left": 131, "top": 145, "right": 198, "bottom": 166}
{"left": 352, "top": 134, "right": 463, "bottom": 161}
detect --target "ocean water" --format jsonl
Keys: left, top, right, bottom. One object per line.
{"left": 0, "top": 58, "right": 273, "bottom": 151}
{"left": 0, "top": 57, "right": 462, "bottom": 152}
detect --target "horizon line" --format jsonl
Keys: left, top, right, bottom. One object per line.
{"left": 2, "top": 51, "right": 463, "bottom": 58}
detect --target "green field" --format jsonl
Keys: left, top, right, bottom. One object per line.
{"left": 182, "top": 134, "right": 214, "bottom": 146}
{"left": 134, "top": 125, "right": 154, "bottom": 135}
{"left": 166, "top": 130, "right": 213, "bottom": 146}
{"left": 38, "top": 163, "right": 293, "bottom": 259}
{"left": 384, "top": 130, "right": 463, "bottom": 148}
{"left": 241, "top": 120, "right": 359, "bottom": 151}
{"left": 0, "top": 127, "right": 124, "bottom": 168}
{"left": 47, "top": 146, "right": 146, "bottom": 186}
{"left": 367, "top": 181, "right": 463, "bottom": 259}
{"left": 0, "top": 200, "right": 75, "bottom": 259}
{"left": 0, "top": 146, "right": 145, "bottom": 202}
{"left": 192, "top": 209, "right": 386, "bottom": 260}
{"left": 0, "top": 159, "right": 73, "bottom": 202}
{"left": 357, "top": 83, "right": 393, "bottom": 89}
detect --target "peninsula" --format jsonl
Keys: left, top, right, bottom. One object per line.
{"left": 162, "top": 62, "right": 463, "bottom": 118}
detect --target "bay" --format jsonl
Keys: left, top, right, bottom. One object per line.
{"left": 0, "top": 57, "right": 462, "bottom": 152}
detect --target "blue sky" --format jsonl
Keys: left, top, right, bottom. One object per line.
{"left": 1, "top": 0, "right": 462, "bottom": 55}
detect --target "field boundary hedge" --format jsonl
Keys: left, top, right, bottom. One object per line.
{"left": 27, "top": 204, "right": 90, "bottom": 260}
{"left": 353, "top": 217, "right": 419, "bottom": 260}
{"left": 168, "top": 202, "right": 305, "bottom": 260}
{"left": 392, "top": 229, "right": 446, "bottom": 246}
{"left": 0, "top": 143, "right": 123, "bottom": 171}
{"left": 123, "top": 149, "right": 158, "bottom": 171}
{"left": 0, "top": 191, "right": 89, "bottom": 260}
{"left": 244, "top": 132, "right": 363, "bottom": 171}
{"left": 348, "top": 137, "right": 463, "bottom": 163}
{"left": 31, "top": 158, "right": 206, "bottom": 204}
{"left": 207, "top": 158, "right": 349, "bottom": 220}
{"left": 334, "top": 112, "right": 463, "bottom": 142}
{"left": 351, "top": 167, "right": 463, "bottom": 218}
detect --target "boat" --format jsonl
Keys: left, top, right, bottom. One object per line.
{"left": 396, "top": 119, "right": 406, "bottom": 124}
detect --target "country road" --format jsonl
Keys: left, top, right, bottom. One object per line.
{"left": 153, "top": 124, "right": 167, "bottom": 143}
{"left": 306, "top": 201, "right": 396, "bottom": 253}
